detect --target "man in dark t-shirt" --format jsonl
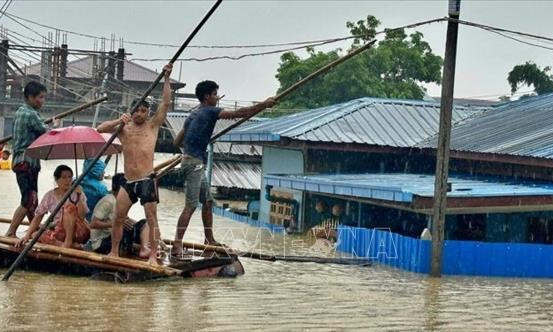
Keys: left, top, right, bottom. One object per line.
{"left": 172, "top": 80, "right": 276, "bottom": 255}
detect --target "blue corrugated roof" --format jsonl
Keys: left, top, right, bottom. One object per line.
{"left": 218, "top": 97, "right": 486, "bottom": 147}
{"left": 166, "top": 112, "right": 264, "bottom": 156}
{"left": 264, "top": 173, "right": 553, "bottom": 203}
{"left": 419, "top": 93, "right": 553, "bottom": 159}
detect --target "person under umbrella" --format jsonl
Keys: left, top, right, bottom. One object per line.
{"left": 80, "top": 158, "right": 109, "bottom": 220}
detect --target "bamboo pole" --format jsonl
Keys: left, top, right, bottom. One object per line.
{"left": 210, "top": 39, "right": 377, "bottom": 142}
{"left": 0, "top": 96, "right": 109, "bottom": 145}
{"left": 153, "top": 155, "right": 183, "bottom": 172}
{"left": 155, "top": 155, "right": 183, "bottom": 180}
{"left": 0, "top": 217, "right": 28, "bottom": 226}
{"left": 0, "top": 236, "right": 180, "bottom": 276}
{"left": 0, "top": 220, "right": 367, "bottom": 266}
{"left": 166, "top": 240, "right": 371, "bottom": 265}
{"left": 0, "top": 243, "right": 142, "bottom": 274}
{"left": 2, "top": 0, "right": 223, "bottom": 281}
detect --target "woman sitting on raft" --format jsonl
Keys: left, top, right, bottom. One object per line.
{"left": 16, "top": 165, "right": 90, "bottom": 249}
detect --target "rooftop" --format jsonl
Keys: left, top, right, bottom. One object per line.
{"left": 218, "top": 97, "right": 486, "bottom": 147}
{"left": 25, "top": 55, "right": 184, "bottom": 86}
{"left": 166, "top": 112, "right": 263, "bottom": 157}
{"left": 265, "top": 172, "right": 553, "bottom": 214}
{"left": 420, "top": 93, "right": 553, "bottom": 160}
{"left": 212, "top": 161, "right": 261, "bottom": 190}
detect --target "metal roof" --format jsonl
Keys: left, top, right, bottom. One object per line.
{"left": 265, "top": 173, "right": 553, "bottom": 203}
{"left": 25, "top": 56, "right": 183, "bottom": 84}
{"left": 211, "top": 161, "right": 261, "bottom": 190}
{"left": 419, "top": 93, "right": 553, "bottom": 159}
{"left": 166, "top": 112, "right": 263, "bottom": 157}
{"left": 218, "top": 97, "right": 486, "bottom": 147}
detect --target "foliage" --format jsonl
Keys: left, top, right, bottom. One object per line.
{"left": 273, "top": 15, "right": 443, "bottom": 111}
{"left": 508, "top": 62, "right": 553, "bottom": 96}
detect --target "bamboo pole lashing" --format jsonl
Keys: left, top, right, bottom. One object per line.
{"left": 0, "top": 236, "right": 180, "bottom": 276}
{"left": 0, "top": 243, "right": 142, "bottom": 274}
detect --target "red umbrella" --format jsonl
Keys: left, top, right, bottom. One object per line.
{"left": 27, "top": 126, "right": 121, "bottom": 160}
{"left": 27, "top": 126, "right": 122, "bottom": 176}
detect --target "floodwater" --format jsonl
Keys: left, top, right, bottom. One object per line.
{"left": 0, "top": 157, "right": 553, "bottom": 331}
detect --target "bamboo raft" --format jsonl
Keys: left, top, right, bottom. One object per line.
{"left": 0, "top": 219, "right": 244, "bottom": 283}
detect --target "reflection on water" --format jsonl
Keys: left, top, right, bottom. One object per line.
{"left": 0, "top": 158, "right": 553, "bottom": 331}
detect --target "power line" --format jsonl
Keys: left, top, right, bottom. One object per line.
{"left": 450, "top": 18, "right": 553, "bottom": 44}
{"left": 3, "top": 15, "right": 151, "bottom": 100}
{"left": 129, "top": 17, "right": 447, "bottom": 62}
{"left": 0, "top": 0, "right": 12, "bottom": 21}
{"left": 4, "top": 11, "right": 357, "bottom": 49}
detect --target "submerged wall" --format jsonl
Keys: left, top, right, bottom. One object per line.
{"left": 260, "top": 147, "right": 304, "bottom": 225}
{"left": 337, "top": 225, "right": 553, "bottom": 278}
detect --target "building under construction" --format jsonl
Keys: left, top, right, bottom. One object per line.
{"left": 0, "top": 32, "right": 185, "bottom": 139}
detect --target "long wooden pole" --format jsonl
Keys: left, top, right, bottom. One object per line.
{"left": 155, "top": 155, "right": 183, "bottom": 180}
{"left": 166, "top": 240, "right": 372, "bottom": 266}
{"left": 2, "top": 0, "right": 223, "bottom": 281}
{"left": 210, "top": 39, "right": 377, "bottom": 142}
{"left": 153, "top": 155, "right": 183, "bottom": 172}
{"left": 0, "top": 243, "right": 143, "bottom": 274}
{"left": 0, "top": 96, "right": 108, "bottom": 145}
{"left": 0, "top": 219, "right": 369, "bottom": 266}
{"left": 431, "top": 0, "right": 461, "bottom": 277}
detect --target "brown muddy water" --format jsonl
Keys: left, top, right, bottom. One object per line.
{"left": 0, "top": 158, "right": 552, "bottom": 331}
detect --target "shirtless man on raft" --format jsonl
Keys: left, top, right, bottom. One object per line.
{"left": 98, "top": 63, "right": 172, "bottom": 265}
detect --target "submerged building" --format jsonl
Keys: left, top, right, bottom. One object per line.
{"left": 217, "top": 94, "right": 553, "bottom": 278}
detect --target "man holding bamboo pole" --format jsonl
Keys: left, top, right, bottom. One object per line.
{"left": 6, "top": 81, "right": 61, "bottom": 237}
{"left": 98, "top": 63, "right": 173, "bottom": 265}
{"left": 171, "top": 80, "right": 276, "bottom": 256}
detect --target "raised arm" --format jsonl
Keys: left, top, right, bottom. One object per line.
{"left": 152, "top": 63, "right": 173, "bottom": 127}
{"left": 219, "top": 97, "right": 277, "bottom": 119}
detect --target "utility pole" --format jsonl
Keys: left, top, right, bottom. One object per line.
{"left": 431, "top": 0, "right": 461, "bottom": 277}
{"left": 92, "top": 74, "right": 107, "bottom": 128}
{"left": 0, "top": 39, "right": 8, "bottom": 99}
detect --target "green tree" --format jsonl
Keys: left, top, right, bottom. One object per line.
{"left": 273, "top": 15, "right": 443, "bottom": 111}
{"left": 507, "top": 62, "right": 553, "bottom": 96}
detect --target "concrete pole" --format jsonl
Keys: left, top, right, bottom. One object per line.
{"left": 0, "top": 39, "right": 8, "bottom": 99}
{"left": 92, "top": 76, "right": 107, "bottom": 128}
{"left": 431, "top": 0, "right": 461, "bottom": 277}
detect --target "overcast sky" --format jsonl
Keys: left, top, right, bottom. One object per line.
{"left": 3, "top": 1, "right": 553, "bottom": 104}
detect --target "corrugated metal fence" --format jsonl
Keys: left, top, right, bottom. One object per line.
{"left": 337, "top": 225, "right": 553, "bottom": 278}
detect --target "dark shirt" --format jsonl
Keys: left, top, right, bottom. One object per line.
{"left": 182, "top": 105, "right": 222, "bottom": 163}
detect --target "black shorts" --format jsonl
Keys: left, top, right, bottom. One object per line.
{"left": 13, "top": 162, "right": 39, "bottom": 214}
{"left": 95, "top": 219, "right": 147, "bottom": 255}
{"left": 123, "top": 175, "right": 159, "bottom": 205}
